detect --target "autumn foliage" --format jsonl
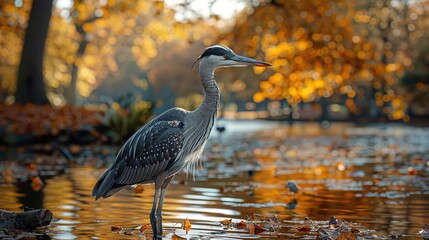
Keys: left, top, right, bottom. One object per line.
{"left": 0, "top": 104, "right": 103, "bottom": 143}
{"left": 1, "top": 0, "right": 429, "bottom": 121}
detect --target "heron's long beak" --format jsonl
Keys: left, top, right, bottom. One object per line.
{"left": 230, "top": 55, "right": 272, "bottom": 67}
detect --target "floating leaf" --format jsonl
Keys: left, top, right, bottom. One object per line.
{"left": 139, "top": 224, "right": 151, "bottom": 232}
{"left": 111, "top": 225, "right": 122, "bottom": 232}
{"left": 31, "top": 176, "right": 44, "bottom": 192}
{"left": 3, "top": 169, "right": 14, "bottom": 183}
{"left": 254, "top": 224, "right": 269, "bottom": 234}
{"left": 220, "top": 218, "right": 232, "bottom": 228}
{"left": 172, "top": 233, "right": 186, "bottom": 240}
{"left": 183, "top": 218, "right": 191, "bottom": 234}
{"left": 134, "top": 185, "right": 144, "bottom": 193}
{"left": 236, "top": 220, "right": 247, "bottom": 229}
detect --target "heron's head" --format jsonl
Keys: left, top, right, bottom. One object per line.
{"left": 193, "top": 45, "right": 272, "bottom": 69}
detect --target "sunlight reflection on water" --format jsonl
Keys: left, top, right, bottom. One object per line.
{"left": 0, "top": 121, "right": 428, "bottom": 239}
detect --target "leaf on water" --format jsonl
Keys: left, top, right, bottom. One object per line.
{"left": 31, "top": 176, "right": 44, "bottom": 192}
{"left": 27, "top": 163, "right": 37, "bottom": 171}
{"left": 139, "top": 224, "right": 151, "bottom": 232}
{"left": 236, "top": 220, "right": 247, "bottom": 229}
{"left": 220, "top": 218, "right": 232, "bottom": 228}
{"left": 338, "top": 232, "right": 356, "bottom": 240}
{"left": 407, "top": 167, "right": 417, "bottom": 175}
{"left": 111, "top": 225, "right": 122, "bottom": 232}
{"left": 172, "top": 233, "right": 187, "bottom": 240}
{"left": 183, "top": 218, "right": 191, "bottom": 234}
{"left": 4, "top": 169, "right": 14, "bottom": 183}
{"left": 297, "top": 225, "right": 312, "bottom": 232}
{"left": 254, "top": 224, "right": 269, "bottom": 234}
{"left": 134, "top": 185, "right": 144, "bottom": 193}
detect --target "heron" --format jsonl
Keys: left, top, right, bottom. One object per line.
{"left": 92, "top": 45, "right": 272, "bottom": 239}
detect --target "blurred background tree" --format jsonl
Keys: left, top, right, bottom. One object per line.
{"left": 1, "top": 0, "right": 428, "bottom": 123}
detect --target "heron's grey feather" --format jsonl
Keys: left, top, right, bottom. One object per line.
{"left": 93, "top": 108, "right": 187, "bottom": 198}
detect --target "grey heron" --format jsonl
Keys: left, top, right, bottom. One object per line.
{"left": 92, "top": 45, "right": 272, "bottom": 239}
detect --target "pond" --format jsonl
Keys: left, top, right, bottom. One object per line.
{"left": 1, "top": 121, "right": 428, "bottom": 239}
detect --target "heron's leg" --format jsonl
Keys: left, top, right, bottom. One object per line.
{"left": 150, "top": 187, "right": 160, "bottom": 239}
{"left": 155, "top": 175, "right": 174, "bottom": 237}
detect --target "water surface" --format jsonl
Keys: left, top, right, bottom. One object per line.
{"left": 1, "top": 121, "right": 428, "bottom": 239}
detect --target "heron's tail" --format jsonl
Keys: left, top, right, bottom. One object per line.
{"left": 92, "top": 169, "right": 116, "bottom": 200}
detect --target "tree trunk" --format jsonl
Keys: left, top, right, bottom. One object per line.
{"left": 65, "top": 39, "right": 88, "bottom": 105}
{"left": 15, "top": 0, "right": 53, "bottom": 105}
{"left": 65, "top": 15, "right": 101, "bottom": 105}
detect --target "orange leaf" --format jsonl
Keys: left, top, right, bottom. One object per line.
{"left": 236, "top": 220, "right": 247, "bottom": 229}
{"left": 183, "top": 218, "right": 191, "bottom": 234}
{"left": 134, "top": 185, "right": 144, "bottom": 193}
{"left": 172, "top": 233, "right": 186, "bottom": 240}
{"left": 220, "top": 218, "right": 232, "bottom": 226}
{"left": 4, "top": 170, "right": 14, "bottom": 184}
{"left": 27, "top": 163, "right": 37, "bottom": 170}
{"left": 31, "top": 176, "right": 44, "bottom": 192}
{"left": 139, "top": 224, "right": 151, "bottom": 232}
{"left": 254, "top": 224, "right": 269, "bottom": 234}
{"left": 111, "top": 225, "right": 122, "bottom": 232}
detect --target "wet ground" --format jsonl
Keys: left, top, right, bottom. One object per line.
{"left": 1, "top": 121, "right": 428, "bottom": 239}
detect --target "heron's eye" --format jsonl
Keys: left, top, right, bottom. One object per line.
{"left": 223, "top": 54, "right": 228, "bottom": 59}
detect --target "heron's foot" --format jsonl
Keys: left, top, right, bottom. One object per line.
{"left": 155, "top": 215, "right": 163, "bottom": 238}
{"left": 152, "top": 234, "right": 163, "bottom": 240}
{"left": 150, "top": 212, "right": 157, "bottom": 239}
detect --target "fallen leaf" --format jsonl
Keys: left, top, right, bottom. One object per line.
{"left": 172, "top": 233, "right": 187, "bottom": 240}
{"left": 27, "top": 163, "right": 37, "bottom": 170}
{"left": 139, "top": 224, "right": 151, "bottom": 232}
{"left": 236, "top": 220, "right": 247, "bottom": 229}
{"left": 407, "top": 167, "right": 417, "bottom": 175}
{"left": 183, "top": 218, "right": 191, "bottom": 234}
{"left": 338, "top": 232, "right": 356, "bottom": 240}
{"left": 111, "top": 225, "right": 122, "bottom": 232}
{"left": 254, "top": 224, "right": 269, "bottom": 234}
{"left": 4, "top": 169, "right": 14, "bottom": 183}
{"left": 31, "top": 176, "right": 44, "bottom": 192}
{"left": 220, "top": 218, "right": 232, "bottom": 227}
{"left": 134, "top": 185, "right": 144, "bottom": 193}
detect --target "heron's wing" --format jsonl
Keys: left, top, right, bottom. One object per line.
{"left": 92, "top": 108, "right": 187, "bottom": 199}
{"left": 112, "top": 112, "right": 186, "bottom": 185}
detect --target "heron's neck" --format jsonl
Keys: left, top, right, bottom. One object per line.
{"left": 194, "top": 63, "right": 219, "bottom": 116}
